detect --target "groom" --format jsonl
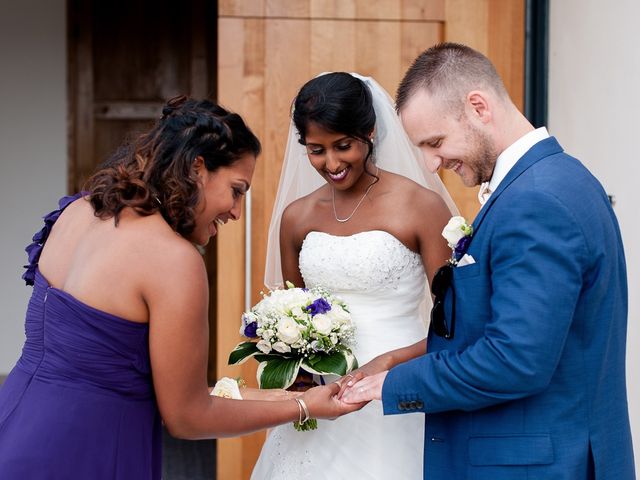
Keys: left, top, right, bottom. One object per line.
{"left": 343, "top": 43, "right": 635, "bottom": 479}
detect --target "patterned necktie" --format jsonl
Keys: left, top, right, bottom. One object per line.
{"left": 478, "top": 182, "right": 492, "bottom": 205}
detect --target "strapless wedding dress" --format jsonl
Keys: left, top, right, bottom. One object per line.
{"left": 251, "top": 230, "right": 427, "bottom": 479}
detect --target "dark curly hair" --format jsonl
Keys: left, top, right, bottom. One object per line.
{"left": 84, "top": 95, "right": 261, "bottom": 237}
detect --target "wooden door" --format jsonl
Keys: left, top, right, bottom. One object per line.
{"left": 67, "top": 0, "right": 219, "bottom": 381}
{"left": 216, "top": 1, "right": 525, "bottom": 478}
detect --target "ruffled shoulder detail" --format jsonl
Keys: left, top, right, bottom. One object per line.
{"left": 23, "top": 192, "right": 86, "bottom": 286}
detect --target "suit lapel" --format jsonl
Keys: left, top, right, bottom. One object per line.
{"left": 471, "top": 136, "right": 564, "bottom": 233}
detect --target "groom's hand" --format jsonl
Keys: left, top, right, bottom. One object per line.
{"left": 336, "top": 354, "right": 394, "bottom": 399}
{"left": 302, "top": 382, "right": 368, "bottom": 420}
{"left": 342, "top": 371, "right": 388, "bottom": 403}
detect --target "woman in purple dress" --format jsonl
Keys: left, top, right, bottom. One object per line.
{"left": 0, "top": 96, "right": 363, "bottom": 479}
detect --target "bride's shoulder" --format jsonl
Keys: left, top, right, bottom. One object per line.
{"left": 282, "top": 186, "right": 329, "bottom": 218}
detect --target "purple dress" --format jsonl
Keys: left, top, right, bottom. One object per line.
{"left": 0, "top": 194, "right": 162, "bottom": 479}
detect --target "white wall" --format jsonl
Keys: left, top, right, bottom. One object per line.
{"left": 549, "top": 0, "right": 639, "bottom": 469}
{"left": 0, "top": 0, "right": 67, "bottom": 374}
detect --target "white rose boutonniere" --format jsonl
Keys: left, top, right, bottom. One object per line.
{"left": 442, "top": 216, "right": 473, "bottom": 265}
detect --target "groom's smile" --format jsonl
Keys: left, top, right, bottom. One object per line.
{"left": 400, "top": 89, "right": 498, "bottom": 187}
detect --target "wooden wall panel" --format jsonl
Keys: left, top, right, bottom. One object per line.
{"left": 220, "top": 0, "right": 445, "bottom": 20}
{"left": 216, "top": 1, "right": 523, "bottom": 478}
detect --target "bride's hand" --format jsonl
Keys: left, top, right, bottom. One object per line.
{"left": 301, "top": 383, "right": 368, "bottom": 420}
{"left": 336, "top": 354, "right": 392, "bottom": 399}
{"left": 342, "top": 371, "right": 388, "bottom": 404}
{"left": 241, "top": 387, "right": 302, "bottom": 401}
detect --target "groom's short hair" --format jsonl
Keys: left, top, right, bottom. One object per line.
{"left": 396, "top": 42, "right": 509, "bottom": 113}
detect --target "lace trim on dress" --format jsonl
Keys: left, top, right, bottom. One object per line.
{"left": 22, "top": 193, "right": 85, "bottom": 286}
{"left": 299, "top": 230, "right": 423, "bottom": 292}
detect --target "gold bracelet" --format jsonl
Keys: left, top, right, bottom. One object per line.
{"left": 296, "top": 398, "right": 310, "bottom": 424}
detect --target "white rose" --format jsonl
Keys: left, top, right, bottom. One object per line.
{"left": 290, "top": 306, "right": 308, "bottom": 320}
{"left": 276, "top": 317, "right": 302, "bottom": 344}
{"left": 442, "top": 216, "right": 468, "bottom": 248}
{"left": 272, "top": 341, "right": 291, "bottom": 354}
{"left": 327, "top": 304, "right": 351, "bottom": 326}
{"left": 211, "top": 377, "right": 243, "bottom": 399}
{"left": 256, "top": 339, "right": 272, "bottom": 354}
{"left": 283, "top": 290, "right": 313, "bottom": 312}
{"left": 311, "top": 313, "right": 332, "bottom": 335}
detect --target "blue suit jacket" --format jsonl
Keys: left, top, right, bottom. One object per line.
{"left": 382, "top": 138, "right": 635, "bottom": 479}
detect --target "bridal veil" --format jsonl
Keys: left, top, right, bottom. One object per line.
{"left": 264, "top": 73, "right": 458, "bottom": 289}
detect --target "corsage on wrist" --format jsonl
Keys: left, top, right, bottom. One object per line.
{"left": 211, "top": 377, "right": 244, "bottom": 399}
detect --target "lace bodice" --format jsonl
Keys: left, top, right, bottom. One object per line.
{"left": 300, "top": 230, "right": 424, "bottom": 293}
{"left": 299, "top": 230, "right": 429, "bottom": 365}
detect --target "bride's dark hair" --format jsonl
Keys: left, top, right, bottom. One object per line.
{"left": 84, "top": 95, "right": 261, "bottom": 237}
{"left": 292, "top": 72, "right": 376, "bottom": 165}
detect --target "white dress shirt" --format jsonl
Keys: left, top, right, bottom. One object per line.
{"left": 478, "top": 127, "right": 550, "bottom": 205}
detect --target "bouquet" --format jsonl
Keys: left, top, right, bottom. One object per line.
{"left": 228, "top": 282, "right": 358, "bottom": 430}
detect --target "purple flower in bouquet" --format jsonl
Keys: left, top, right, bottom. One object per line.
{"left": 243, "top": 321, "right": 258, "bottom": 338}
{"left": 305, "top": 298, "right": 331, "bottom": 316}
{"left": 240, "top": 313, "right": 259, "bottom": 338}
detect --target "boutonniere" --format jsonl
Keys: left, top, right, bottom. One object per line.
{"left": 442, "top": 216, "right": 473, "bottom": 265}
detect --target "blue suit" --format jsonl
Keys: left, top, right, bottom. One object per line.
{"left": 382, "top": 137, "right": 635, "bottom": 479}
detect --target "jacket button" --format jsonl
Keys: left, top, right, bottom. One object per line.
{"left": 409, "top": 401, "right": 417, "bottom": 409}
{"left": 398, "top": 402, "right": 406, "bottom": 410}
{"left": 416, "top": 401, "right": 424, "bottom": 409}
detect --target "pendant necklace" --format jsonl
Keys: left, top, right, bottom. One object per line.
{"left": 332, "top": 167, "right": 380, "bottom": 223}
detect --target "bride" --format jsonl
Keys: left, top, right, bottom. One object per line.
{"left": 252, "top": 72, "right": 457, "bottom": 479}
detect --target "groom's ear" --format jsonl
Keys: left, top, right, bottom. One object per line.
{"left": 466, "top": 91, "right": 492, "bottom": 125}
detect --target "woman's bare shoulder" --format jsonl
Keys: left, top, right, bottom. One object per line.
{"left": 281, "top": 186, "right": 328, "bottom": 228}
{"left": 143, "top": 221, "right": 205, "bottom": 279}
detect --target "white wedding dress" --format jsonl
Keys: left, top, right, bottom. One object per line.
{"left": 251, "top": 230, "right": 427, "bottom": 480}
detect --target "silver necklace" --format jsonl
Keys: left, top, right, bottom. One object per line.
{"left": 332, "top": 167, "right": 379, "bottom": 223}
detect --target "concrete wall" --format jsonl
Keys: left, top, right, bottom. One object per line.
{"left": 0, "top": 0, "right": 67, "bottom": 373}
{"left": 549, "top": 0, "right": 639, "bottom": 468}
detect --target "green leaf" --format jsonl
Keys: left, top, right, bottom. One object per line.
{"left": 257, "top": 357, "right": 303, "bottom": 389}
{"left": 302, "top": 351, "right": 354, "bottom": 376}
{"left": 294, "top": 419, "right": 318, "bottom": 431}
{"left": 228, "top": 342, "right": 260, "bottom": 365}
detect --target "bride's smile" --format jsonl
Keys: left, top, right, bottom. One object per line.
{"left": 326, "top": 166, "right": 349, "bottom": 182}
{"left": 302, "top": 122, "right": 373, "bottom": 192}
